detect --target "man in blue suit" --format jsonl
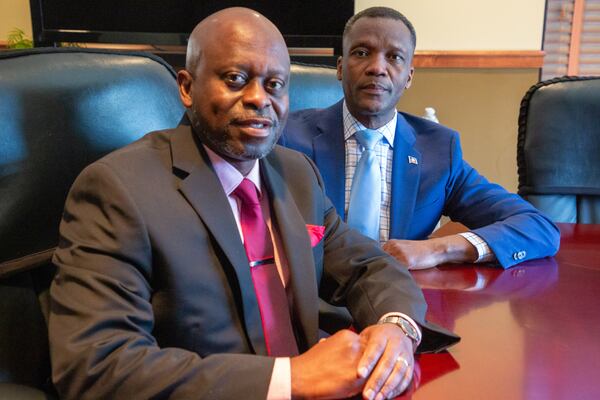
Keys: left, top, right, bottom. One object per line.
{"left": 281, "top": 6, "right": 560, "bottom": 270}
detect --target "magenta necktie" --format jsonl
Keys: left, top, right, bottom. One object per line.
{"left": 233, "top": 178, "right": 299, "bottom": 356}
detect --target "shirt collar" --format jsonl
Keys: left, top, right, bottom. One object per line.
{"left": 203, "top": 145, "right": 262, "bottom": 196}
{"left": 342, "top": 100, "right": 397, "bottom": 148}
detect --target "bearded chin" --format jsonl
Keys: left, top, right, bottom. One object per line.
{"left": 188, "top": 109, "right": 279, "bottom": 161}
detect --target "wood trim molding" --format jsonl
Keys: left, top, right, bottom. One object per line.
{"left": 0, "top": 43, "right": 544, "bottom": 69}
{"left": 567, "top": 0, "right": 585, "bottom": 75}
{"left": 414, "top": 50, "right": 544, "bottom": 69}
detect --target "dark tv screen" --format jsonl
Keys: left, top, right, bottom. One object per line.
{"left": 31, "top": 0, "right": 355, "bottom": 49}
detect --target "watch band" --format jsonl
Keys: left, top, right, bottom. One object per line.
{"left": 379, "top": 314, "right": 422, "bottom": 345}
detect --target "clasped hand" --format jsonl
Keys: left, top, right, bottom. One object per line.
{"left": 291, "top": 324, "right": 414, "bottom": 399}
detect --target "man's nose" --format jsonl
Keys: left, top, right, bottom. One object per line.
{"left": 365, "top": 54, "right": 387, "bottom": 76}
{"left": 242, "top": 80, "right": 271, "bottom": 110}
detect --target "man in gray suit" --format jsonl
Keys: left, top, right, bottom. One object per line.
{"left": 49, "top": 7, "right": 457, "bottom": 400}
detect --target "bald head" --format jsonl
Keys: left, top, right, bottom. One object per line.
{"left": 185, "top": 7, "right": 288, "bottom": 75}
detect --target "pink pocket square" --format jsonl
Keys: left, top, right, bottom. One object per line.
{"left": 306, "top": 224, "right": 325, "bottom": 247}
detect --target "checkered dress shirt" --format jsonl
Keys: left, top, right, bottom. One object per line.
{"left": 343, "top": 102, "right": 395, "bottom": 244}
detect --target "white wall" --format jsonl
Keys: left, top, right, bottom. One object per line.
{"left": 356, "top": 0, "right": 546, "bottom": 50}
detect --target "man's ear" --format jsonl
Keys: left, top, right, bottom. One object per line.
{"left": 336, "top": 56, "right": 343, "bottom": 81}
{"left": 405, "top": 66, "right": 415, "bottom": 90}
{"left": 177, "top": 70, "right": 193, "bottom": 108}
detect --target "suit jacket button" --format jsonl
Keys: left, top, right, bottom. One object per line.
{"left": 513, "top": 252, "right": 519, "bottom": 260}
{"left": 518, "top": 251, "right": 526, "bottom": 260}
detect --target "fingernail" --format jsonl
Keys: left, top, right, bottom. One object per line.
{"left": 374, "top": 393, "right": 384, "bottom": 400}
{"left": 364, "top": 388, "right": 375, "bottom": 400}
{"left": 358, "top": 366, "right": 369, "bottom": 378}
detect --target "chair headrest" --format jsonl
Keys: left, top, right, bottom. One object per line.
{"left": 517, "top": 75, "right": 600, "bottom": 196}
{"left": 289, "top": 62, "right": 342, "bottom": 111}
{"left": 0, "top": 48, "right": 184, "bottom": 274}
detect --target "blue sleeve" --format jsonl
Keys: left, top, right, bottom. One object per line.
{"left": 442, "top": 133, "right": 560, "bottom": 268}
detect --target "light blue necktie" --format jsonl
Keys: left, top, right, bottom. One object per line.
{"left": 347, "top": 129, "right": 383, "bottom": 240}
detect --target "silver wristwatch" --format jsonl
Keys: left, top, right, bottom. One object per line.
{"left": 379, "top": 315, "right": 421, "bottom": 345}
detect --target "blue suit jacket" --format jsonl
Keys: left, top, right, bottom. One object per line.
{"left": 280, "top": 101, "right": 560, "bottom": 268}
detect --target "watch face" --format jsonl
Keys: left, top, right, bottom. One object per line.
{"left": 400, "top": 319, "right": 418, "bottom": 338}
{"left": 393, "top": 317, "right": 418, "bottom": 341}
{"left": 382, "top": 316, "right": 419, "bottom": 342}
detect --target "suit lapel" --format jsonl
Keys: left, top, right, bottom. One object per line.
{"left": 390, "top": 113, "right": 421, "bottom": 239}
{"left": 312, "top": 101, "right": 346, "bottom": 219}
{"left": 170, "top": 125, "right": 268, "bottom": 355}
{"left": 260, "top": 153, "right": 319, "bottom": 350}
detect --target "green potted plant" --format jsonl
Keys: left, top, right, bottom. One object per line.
{"left": 7, "top": 28, "right": 33, "bottom": 49}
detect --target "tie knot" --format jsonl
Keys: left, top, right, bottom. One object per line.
{"left": 233, "top": 178, "right": 260, "bottom": 205}
{"left": 355, "top": 129, "right": 383, "bottom": 151}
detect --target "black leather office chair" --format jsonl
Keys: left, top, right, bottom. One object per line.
{"left": 0, "top": 48, "right": 342, "bottom": 398}
{"left": 517, "top": 76, "right": 600, "bottom": 223}
{"left": 0, "top": 48, "right": 184, "bottom": 398}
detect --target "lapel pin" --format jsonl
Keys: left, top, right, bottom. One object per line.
{"left": 408, "top": 156, "right": 418, "bottom": 165}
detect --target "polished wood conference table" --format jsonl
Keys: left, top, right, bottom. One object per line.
{"left": 397, "top": 223, "right": 600, "bottom": 400}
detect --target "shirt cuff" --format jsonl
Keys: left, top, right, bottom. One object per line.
{"left": 266, "top": 357, "right": 291, "bottom": 400}
{"left": 378, "top": 312, "right": 422, "bottom": 347}
{"left": 459, "top": 231, "right": 495, "bottom": 263}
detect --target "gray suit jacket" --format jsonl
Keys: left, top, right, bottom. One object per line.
{"left": 49, "top": 122, "right": 457, "bottom": 399}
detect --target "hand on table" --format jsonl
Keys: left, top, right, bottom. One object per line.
{"left": 290, "top": 324, "right": 415, "bottom": 399}
{"left": 357, "top": 324, "right": 415, "bottom": 400}
{"left": 290, "top": 329, "right": 366, "bottom": 399}
{"left": 383, "top": 235, "right": 478, "bottom": 270}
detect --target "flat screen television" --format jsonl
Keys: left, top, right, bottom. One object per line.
{"left": 30, "top": 0, "right": 354, "bottom": 53}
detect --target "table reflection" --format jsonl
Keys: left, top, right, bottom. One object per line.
{"left": 415, "top": 258, "right": 558, "bottom": 331}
